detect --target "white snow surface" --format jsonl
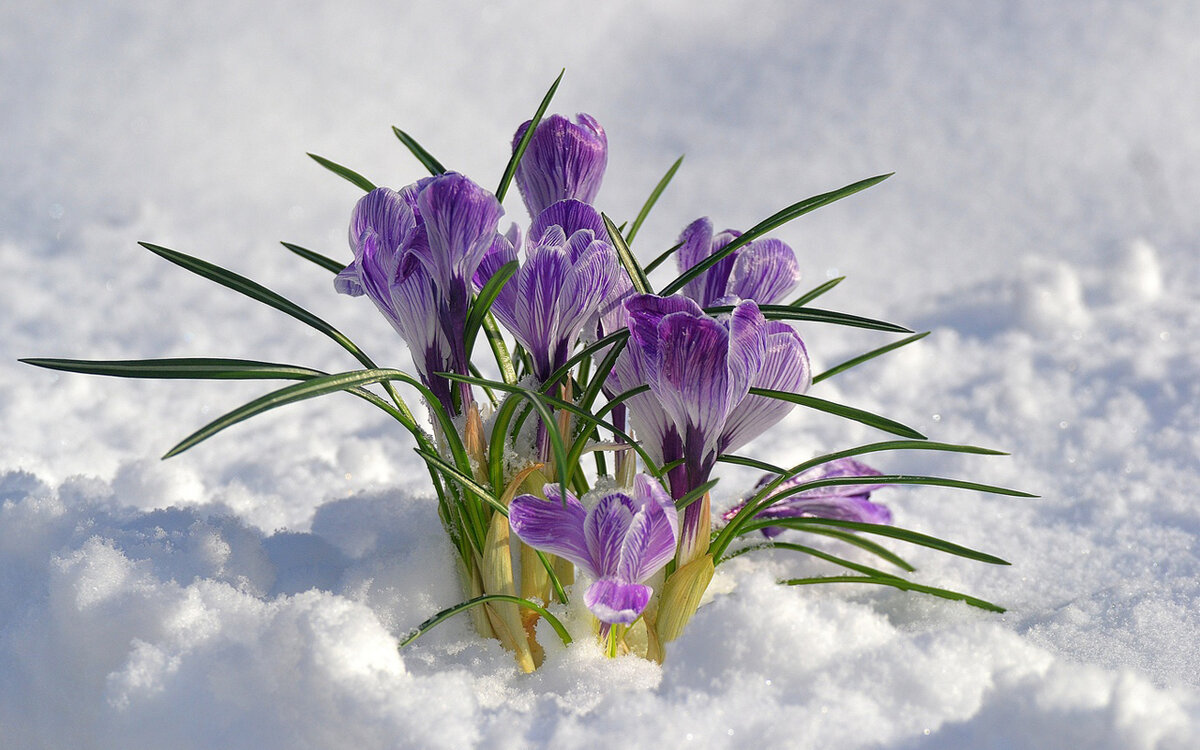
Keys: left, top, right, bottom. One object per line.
{"left": 3, "top": 1, "right": 1199, "bottom": 748}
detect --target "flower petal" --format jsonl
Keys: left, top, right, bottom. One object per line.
{"left": 416, "top": 172, "right": 503, "bottom": 292}
{"left": 617, "top": 475, "right": 679, "bottom": 582}
{"left": 726, "top": 238, "right": 801, "bottom": 305}
{"left": 583, "top": 577, "right": 651, "bottom": 625}
{"left": 508, "top": 488, "right": 594, "bottom": 577}
{"left": 721, "top": 320, "right": 810, "bottom": 454}
{"left": 528, "top": 199, "right": 607, "bottom": 246}
{"left": 514, "top": 114, "right": 608, "bottom": 217}
{"left": 584, "top": 492, "right": 637, "bottom": 578}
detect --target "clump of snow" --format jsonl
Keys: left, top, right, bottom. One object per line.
{"left": 3, "top": 1, "right": 1199, "bottom": 748}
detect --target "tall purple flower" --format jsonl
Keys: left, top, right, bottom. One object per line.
{"left": 335, "top": 173, "right": 504, "bottom": 414}
{"left": 676, "top": 217, "right": 801, "bottom": 308}
{"left": 721, "top": 458, "right": 892, "bottom": 538}
{"left": 513, "top": 113, "right": 608, "bottom": 218}
{"left": 475, "top": 201, "right": 621, "bottom": 383}
{"left": 610, "top": 294, "right": 812, "bottom": 563}
{"left": 508, "top": 475, "right": 678, "bottom": 625}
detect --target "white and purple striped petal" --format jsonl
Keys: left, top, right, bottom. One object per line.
{"left": 721, "top": 320, "right": 811, "bottom": 454}
{"left": 508, "top": 476, "right": 678, "bottom": 625}
{"left": 513, "top": 114, "right": 608, "bottom": 218}
{"left": 721, "top": 458, "right": 892, "bottom": 538}
{"left": 415, "top": 172, "right": 504, "bottom": 294}
{"left": 676, "top": 217, "right": 801, "bottom": 308}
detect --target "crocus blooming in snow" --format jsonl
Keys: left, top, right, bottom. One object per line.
{"left": 721, "top": 457, "right": 892, "bottom": 537}
{"left": 676, "top": 217, "right": 801, "bottom": 308}
{"left": 513, "top": 113, "right": 608, "bottom": 218}
{"left": 474, "top": 200, "right": 621, "bottom": 383}
{"left": 610, "top": 294, "right": 812, "bottom": 563}
{"left": 508, "top": 474, "right": 679, "bottom": 625}
{"left": 334, "top": 172, "right": 504, "bottom": 414}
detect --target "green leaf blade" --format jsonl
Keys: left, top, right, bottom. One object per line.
{"left": 306, "top": 152, "right": 376, "bottom": 193}
{"left": 496, "top": 69, "right": 564, "bottom": 202}
{"left": 391, "top": 127, "right": 447, "bottom": 175}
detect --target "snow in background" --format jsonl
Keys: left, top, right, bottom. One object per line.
{"left": 2, "top": 1, "right": 1198, "bottom": 747}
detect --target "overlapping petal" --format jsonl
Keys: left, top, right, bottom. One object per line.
{"left": 676, "top": 217, "right": 800, "bottom": 308}
{"left": 721, "top": 320, "right": 812, "bottom": 454}
{"left": 415, "top": 172, "right": 504, "bottom": 293}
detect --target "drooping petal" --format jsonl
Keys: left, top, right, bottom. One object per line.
{"left": 514, "top": 114, "right": 608, "bottom": 218}
{"left": 416, "top": 172, "right": 504, "bottom": 291}
{"left": 508, "top": 487, "right": 594, "bottom": 577}
{"left": 583, "top": 577, "right": 651, "bottom": 625}
{"left": 721, "top": 320, "right": 811, "bottom": 454}
{"left": 726, "top": 238, "right": 800, "bottom": 305}
{"left": 528, "top": 199, "right": 607, "bottom": 246}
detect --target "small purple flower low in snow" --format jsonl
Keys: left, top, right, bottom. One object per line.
{"left": 508, "top": 475, "right": 679, "bottom": 625}
{"left": 721, "top": 458, "right": 892, "bottom": 537}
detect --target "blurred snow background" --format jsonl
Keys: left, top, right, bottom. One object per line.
{"left": 2, "top": 1, "right": 1197, "bottom": 747}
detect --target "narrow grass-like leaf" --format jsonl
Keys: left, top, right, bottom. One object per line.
{"left": 781, "top": 575, "right": 1005, "bottom": 612}
{"left": 482, "top": 314, "right": 518, "bottom": 385}
{"left": 676, "top": 478, "right": 720, "bottom": 512}
{"left": 813, "top": 332, "right": 931, "bottom": 384}
{"left": 625, "top": 155, "right": 683, "bottom": 245}
{"left": 496, "top": 69, "right": 564, "bottom": 202}
{"left": 749, "top": 388, "right": 926, "bottom": 439}
{"left": 280, "top": 242, "right": 344, "bottom": 274}
{"left": 788, "top": 276, "right": 845, "bottom": 307}
{"left": 643, "top": 241, "right": 685, "bottom": 275}
{"left": 466, "top": 260, "right": 517, "bottom": 356}
{"left": 415, "top": 447, "right": 508, "bottom": 517}
{"left": 715, "top": 453, "right": 789, "bottom": 476}
{"left": 534, "top": 549, "right": 570, "bottom": 605}
{"left": 719, "top": 541, "right": 904, "bottom": 580}
{"left": 164, "top": 368, "right": 438, "bottom": 459}
{"left": 603, "top": 212, "right": 652, "bottom": 295}
{"left": 661, "top": 173, "right": 893, "bottom": 296}
{"left": 707, "top": 304, "right": 911, "bottom": 333}
{"left": 399, "top": 593, "right": 572, "bottom": 648}
{"left": 799, "top": 528, "right": 916, "bottom": 572}
{"left": 391, "top": 126, "right": 447, "bottom": 175}
{"left": 20, "top": 357, "right": 322, "bottom": 381}
{"left": 306, "top": 152, "right": 376, "bottom": 192}
{"left": 742, "top": 516, "right": 1011, "bottom": 566}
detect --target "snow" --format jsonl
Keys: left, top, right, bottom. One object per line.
{"left": 2, "top": 1, "right": 1198, "bottom": 747}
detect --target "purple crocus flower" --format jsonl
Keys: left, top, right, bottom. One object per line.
{"left": 676, "top": 217, "right": 801, "bottom": 308}
{"left": 609, "top": 294, "right": 811, "bottom": 562}
{"left": 335, "top": 173, "right": 504, "bottom": 414}
{"left": 475, "top": 200, "right": 621, "bottom": 383}
{"left": 508, "top": 475, "right": 679, "bottom": 625}
{"left": 513, "top": 113, "right": 608, "bottom": 218}
{"left": 721, "top": 458, "right": 892, "bottom": 538}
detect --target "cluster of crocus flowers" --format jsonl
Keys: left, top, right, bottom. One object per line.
{"left": 28, "top": 77, "right": 1022, "bottom": 676}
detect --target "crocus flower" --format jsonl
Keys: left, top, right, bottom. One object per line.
{"left": 610, "top": 294, "right": 811, "bottom": 562}
{"left": 508, "top": 475, "right": 678, "bottom": 625}
{"left": 513, "top": 113, "right": 608, "bottom": 218}
{"left": 335, "top": 173, "right": 504, "bottom": 414}
{"left": 475, "top": 200, "right": 621, "bottom": 383}
{"left": 721, "top": 458, "right": 892, "bottom": 538}
{"left": 676, "top": 217, "right": 801, "bottom": 308}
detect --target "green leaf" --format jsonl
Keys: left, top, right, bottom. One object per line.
{"left": 19, "top": 357, "right": 322, "bottom": 381}
{"left": 391, "top": 126, "right": 447, "bottom": 175}
{"left": 496, "top": 69, "right": 564, "bottom": 202}
{"left": 708, "top": 304, "right": 912, "bottom": 333}
{"left": 788, "top": 276, "right": 845, "bottom": 307}
{"left": 813, "top": 331, "right": 931, "bottom": 384}
{"left": 625, "top": 155, "right": 684, "bottom": 245}
{"left": 661, "top": 173, "right": 893, "bottom": 296}
{"left": 749, "top": 388, "right": 926, "bottom": 439}
{"left": 163, "top": 368, "right": 436, "bottom": 459}
{"left": 280, "top": 242, "right": 345, "bottom": 274}
{"left": 743, "top": 516, "right": 1011, "bottom": 566}
{"left": 642, "top": 241, "right": 685, "bottom": 275}
{"left": 414, "top": 447, "right": 508, "bottom": 517}
{"left": 719, "top": 540, "right": 905, "bottom": 580}
{"left": 715, "top": 453, "right": 789, "bottom": 475}
{"left": 306, "top": 152, "right": 376, "bottom": 192}
{"left": 399, "top": 593, "right": 573, "bottom": 649}
{"left": 799, "top": 528, "right": 916, "bottom": 572}
{"left": 482, "top": 314, "right": 518, "bottom": 385}
{"left": 780, "top": 575, "right": 1005, "bottom": 613}
{"left": 603, "top": 212, "right": 652, "bottom": 295}
{"left": 466, "top": 261, "right": 517, "bottom": 357}
{"left": 676, "top": 478, "right": 719, "bottom": 511}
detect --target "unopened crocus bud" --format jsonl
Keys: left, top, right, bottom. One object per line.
{"left": 513, "top": 113, "right": 607, "bottom": 217}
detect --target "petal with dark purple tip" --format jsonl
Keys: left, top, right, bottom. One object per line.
{"left": 583, "top": 577, "right": 651, "bottom": 625}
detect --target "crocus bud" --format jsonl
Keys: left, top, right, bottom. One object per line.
{"left": 513, "top": 113, "right": 608, "bottom": 217}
